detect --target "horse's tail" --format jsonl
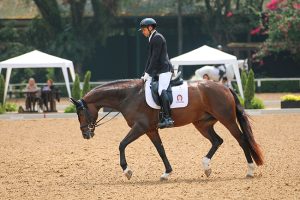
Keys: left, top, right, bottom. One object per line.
{"left": 229, "top": 89, "right": 264, "bottom": 166}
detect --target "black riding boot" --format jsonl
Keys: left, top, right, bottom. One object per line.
{"left": 158, "top": 90, "right": 174, "bottom": 129}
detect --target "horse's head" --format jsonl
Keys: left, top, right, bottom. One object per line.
{"left": 238, "top": 59, "right": 249, "bottom": 71}
{"left": 70, "top": 97, "right": 97, "bottom": 139}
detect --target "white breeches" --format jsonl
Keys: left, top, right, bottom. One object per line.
{"left": 158, "top": 72, "right": 172, "bottom": 95}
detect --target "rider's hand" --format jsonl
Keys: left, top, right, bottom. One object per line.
{"left": 141, "top": 73, "right": 150, "bottom": 82}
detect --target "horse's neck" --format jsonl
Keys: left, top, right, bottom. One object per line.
{"left": 84, "top": 80, "right": 142, "bottom": 110}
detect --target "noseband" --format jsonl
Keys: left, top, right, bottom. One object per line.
{"left": 76, "top": 99, "right": 120, "bottom": 131}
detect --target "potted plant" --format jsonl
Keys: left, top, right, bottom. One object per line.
{"left": 281, "top": 95, "right": 300, "bottom": 108}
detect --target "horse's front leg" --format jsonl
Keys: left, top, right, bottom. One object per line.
{"left": 146, "top": 130, "right": 173, "bottom": 181}
{"left": 119, "top": 123, "right": 146, "bottom": 180}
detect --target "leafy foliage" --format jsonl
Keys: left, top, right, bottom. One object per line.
{"left": 5, "top": 102, "right": 18, "bottom": 112}
{"left": 281, "top": 94, "right": 300, "bottom": 102}
{"left": 249, "top": 96, "right": 265, "bottom": 109}
{"left": 241, "top": 70, "right": 248, "bottom": 90}
{"left": 253, "top": 0, "right": 300, "bottom": 61}
{"left": 0, "top": 104, "right": 5, "bottom": 114}
{"left": 72, "top": 74, "right": 81, "bottom": 100}
{"left": 81, "top": 70, "right": 91, "bottom": 97}
{"left": 240, "top": 69, "right": 264, "bottom": 109}
{"left": 0, "top": 0, "right": 120, "bottom": 83}
{"left": 64, "top": 104, "right": 76, "bottom": 113}
{"left": 244, "top": 69, "right": 255, "bottom": 108}
{"left": 0, "top": 75, "right": 4, "bottom": 104}
{"left": 194, "top": 0, "right": 264, "bottom": 45}
{"left": 30, "top": 0, "right": 120, "bottom": 73}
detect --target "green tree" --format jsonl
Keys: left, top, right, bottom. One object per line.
{"left": 253, "top": 0, "right": 300, "bottom": 61}
{"left": 81, "top": 70, "right": 91, "bottom": 97}
{"left": 72, "top": 74, "right": 81, "bottom": 100}
{"left": 194, "top": 0, "right": 265, "bottom": 45}
{"left": 241, "top": 70, "right": 248, "bottom": 90}
{"left": 31, "top": 0, "right": 120, "bottom": 73}
{"left": 244, "top": 69, "right": 255, "bottom": 108}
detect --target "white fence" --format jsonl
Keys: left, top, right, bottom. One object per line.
{"left": 6, "top": 78, "right": 300, "bottom": 98}
{"left": 255, "top": 78, "right": 300, "bottom": 88}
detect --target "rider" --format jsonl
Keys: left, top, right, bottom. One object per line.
{"left": 139, "top": 18, "right": 174, "bottom": 129}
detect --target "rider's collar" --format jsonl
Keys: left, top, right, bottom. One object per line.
{"left": 149, "top": 30, "right": 156, "bottom": 42}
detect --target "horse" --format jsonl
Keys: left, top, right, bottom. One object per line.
{"left": 191, "top": 59, "right": 249, "bottom": 84}
{"left": 70, "top": 78, "right": 263, "bottom": 181}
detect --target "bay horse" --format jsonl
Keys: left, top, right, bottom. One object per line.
{"left": 70, "top": 79, "right": 263, "bottom": 181}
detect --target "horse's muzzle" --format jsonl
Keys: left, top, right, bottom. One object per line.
{"left": 82, "top": 130, "right": 95, "bottom": 139}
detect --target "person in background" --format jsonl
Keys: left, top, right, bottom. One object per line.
{"left": 203, "top": 74, "right": 210, "bottom": 80}
{"left": 220, "top": 77, "right": 232, "bottom": 89}
{"left": 24, "top": 78, "right": 40, "bottom": 111}
{"left": 42, "top": 79, "right": 54, "bottom": 92}
{"left": 41, "top": 79, "right": 59, "bottom": 112}
{"left": 25, "top": 78, "right": 39, "bottom": 92}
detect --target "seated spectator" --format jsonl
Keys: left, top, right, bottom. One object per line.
{"left": 24, "top": 78, "right": 40, "bottom": 112}
{"left": 41, "top": 79, "right": 59, "bottom": 112}
{"left": 203, "top": 74, "right": 210, "bottom": 80}
{"left": 220, "top": 77, "right": 232, "bottom": 89}
{"left": 25, "top": 78, "right": 39, "bottom": 92}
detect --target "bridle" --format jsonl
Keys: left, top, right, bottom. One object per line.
{"left": 76, "top": 99, "right": 120, "bottom": 132}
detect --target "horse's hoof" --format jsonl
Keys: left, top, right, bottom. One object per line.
{"left": 246, "top": 173, "right": 254, "bottom": 178}
{"left": 160, "top": 172, "right": 171, "bottom": 181}
{"left": 204, "top": 168, "right": 212, "bottom": 177}
{"left": 123, "top": 167, "right": 133, "bottom": 180}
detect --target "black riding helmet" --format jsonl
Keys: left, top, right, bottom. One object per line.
{"left": 139, "top": 18, "right": 157, "bottom": 31}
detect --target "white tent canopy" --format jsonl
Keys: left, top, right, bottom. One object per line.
{"left": 0, "top": 50, "right": 76, "bottom": 102}
{"left": 170, "top": 45, "right": 244, "bottom": 98}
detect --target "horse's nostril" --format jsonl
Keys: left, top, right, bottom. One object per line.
{"left": 82, "top": 131, "right": 93, "bottom": 139}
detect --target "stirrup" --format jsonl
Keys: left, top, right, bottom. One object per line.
{"left": 157, "top": 118, "right": 174, "bottom": 129}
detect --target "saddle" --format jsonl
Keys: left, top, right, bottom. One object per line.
{"left": 150, "top": 71, "right": 184, "bottom": 106}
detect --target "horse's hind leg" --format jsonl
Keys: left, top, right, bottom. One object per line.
{"left": 193, "top": 120, "right": 223, "bottom": 177}
{"left": 146, "top": 130, "right": 172, "bottom": 181}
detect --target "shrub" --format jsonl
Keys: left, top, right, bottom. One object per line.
{"left": 244, "top": 69, "right": 255, "bottom": 108}
{"left": 72, "top": 74, "right": 81, "bottom": 100}
{"left": 0, "top": 104, "right": 5, "bottom": 114}
{"left": 64, "top": 104, "right": 76, "bottom": 113}
{"left": 259, "top": 81, "right": 299, "bottom": 93}
{"left": 281, "top": 95, "right": 300, "bottom": 102}
{"left": 0, "top": 75, "right": 5, "bottom": 104}
{"left": 237, "top": 95, "right": 245, "bottom": 107}
{"left": 81, "top": 70, "right": 91, "bottom": 97}
{"left": 248, "top": 96, "right": 265, "bottom": 109}
{"left": 5, "top": 102, "right": 18, "bottom": 112}
{"left": 241, "top": 70, "right": 248, "bottom": 90}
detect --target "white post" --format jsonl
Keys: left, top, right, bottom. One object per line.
{"left": 3, "top": 67, "right": 12, "bottom": 103}
{"left": 233, "top": 62, "right": 244, "bottom": 99}
{"left": 68, "top": 65, "right": 76, "bottom": 81}
{"left": 62, "top": 67, "right": 72, "bottom": 97}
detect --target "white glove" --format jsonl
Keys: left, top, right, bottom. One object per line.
{"left": 141, "top": 73, "right": 150, "bottom": 82}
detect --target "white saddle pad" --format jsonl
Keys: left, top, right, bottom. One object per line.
{"left": 145, "top": 80, "right": 188, "bottom": 109}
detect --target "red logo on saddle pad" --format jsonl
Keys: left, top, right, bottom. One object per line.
{"left": 176, "top": 94, "right": 184, "bottom": 103}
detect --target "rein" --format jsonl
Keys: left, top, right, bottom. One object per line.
{"left": 77, "top": 99, "right": 120, "bottom": 131}
{"left": 94, "top": 110, "right": 120, "bottom": 127}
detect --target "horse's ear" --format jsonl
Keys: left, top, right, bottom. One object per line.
{"left": 69, "top": 97, "right": 80, "bottom": 106}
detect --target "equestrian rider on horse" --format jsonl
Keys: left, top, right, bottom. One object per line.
{"left": 139, "top": 18, "right": 174, "bottom": 129}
